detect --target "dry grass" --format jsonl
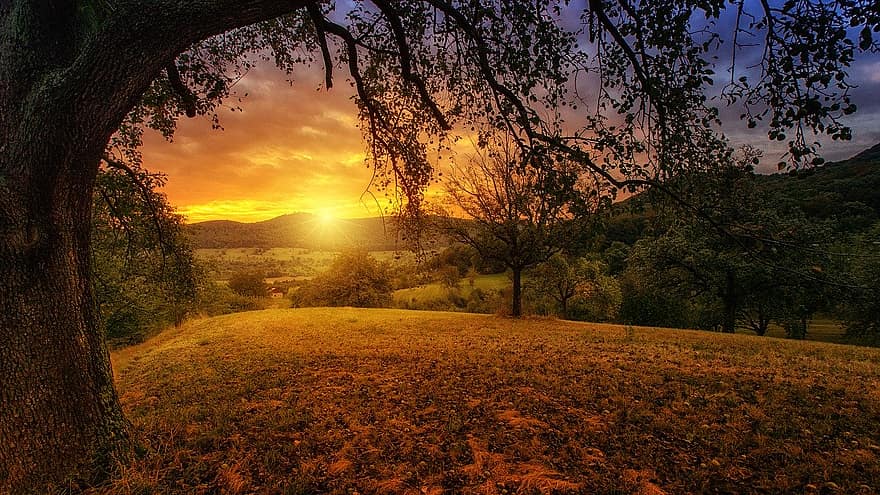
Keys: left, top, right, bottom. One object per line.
{"left": 97, "top": 308, "right": 880, "bottom": 494}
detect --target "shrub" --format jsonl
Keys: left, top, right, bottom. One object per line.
{"left": 228, "top": 271, "right": 267, "bottom": 297}
{"left": 294, "top": 250, "right": 393, "bottom": 308}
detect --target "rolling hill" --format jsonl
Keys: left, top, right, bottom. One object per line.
{"left": 597, "top": 142, "right": 880, "bottom": 247}
{"left": 186, "top": 213, "right": 408, "bottom": 250}
{"left": 101, "top": 308, "right": 880, "bottom": 494}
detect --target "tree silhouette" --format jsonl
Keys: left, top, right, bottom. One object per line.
{"left": 441, "top": 141, "right": 593, "bottom": 316}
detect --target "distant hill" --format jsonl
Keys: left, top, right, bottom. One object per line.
{"left": 759, "top": 143, "right": 880, "bottom": 224}
{"left": 596, "top": 142, "right": 880, "bottom": 248}
{"left": 186, "top": 213, "right": 410, "bottom": 250}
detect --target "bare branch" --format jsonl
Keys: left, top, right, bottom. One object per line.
{"left": 306, "top": 2, "right": 334, "bottom": 89}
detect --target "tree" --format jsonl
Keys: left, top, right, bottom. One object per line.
{"left": 627, "top": 150, "right": 833, "bottom": 334}
{"left": 93, "top": 162, "right": 201, "bottom": 345}
{"left": 227, "top": 271, "right": 268, "bottom": 297}
{"left": 531, "top": 254, "right": 620, "bottom": 321}
{"left": 441, "top": 141, "right": 594, "bottom": 316}
{"left": 835, "top": 223, "right": 880, "bottom": 342}
{"left": 294, "top": 250, "right": 393, "bottom": 308}
{"left": 2, "top": 1, "right": 877, "bottom": 490}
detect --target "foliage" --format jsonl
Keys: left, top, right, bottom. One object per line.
{"left": 92, "top": 163, "right": 201, "bottom": 345}
{"left": 294, "top": 250, "right": 393, "bottom": 308}
{"left": 227, "top": 271, "right": 268, "bottom": 298}
{"left": 530, "top": 254, "right": 621, "bottom": 321}
{"left": 90, "top": 1, "right": 877, "bottom": 224}
{"left": 838, "top": 223, "right": 880, "bottom": 341}
{"left": 626, "top": 149, "right": 834, "bottom": 335}
{"left": 436, "top": 264, "right": 462, "bottom": 289}
{"left": 422, "top": 244, "right": 484, "bottom": 275}
{"left": 617, "top": 270, "right": 692, "bottom": 329}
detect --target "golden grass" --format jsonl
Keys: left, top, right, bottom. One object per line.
{"left": 96, "top": 308, "right": 880, "bottom": 494}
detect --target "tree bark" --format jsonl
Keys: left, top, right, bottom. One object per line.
{"left": 0, "top": 174, "right": 131, "bottom": 492}
{"left": 511, "top": 267, "right": 523, "bottom": 317}
{"left": 721, "top": 270, "right": 737, "bottom": 334}
{"left": 0, "top": 1, "right": 311, "bottom": 491}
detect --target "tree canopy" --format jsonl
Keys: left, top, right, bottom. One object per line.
{"left": 93, "top": 162, "right": 201, "bottom": 345}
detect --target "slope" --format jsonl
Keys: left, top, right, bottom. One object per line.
{"left": 101, "top": 309, "right": 880, "bottom": 494}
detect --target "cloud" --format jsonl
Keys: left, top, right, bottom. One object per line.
{"left": 145, "top": 38, "right": 880, "bottom": 222}
{"left": 143, "top": 64, "right": 382, "bottom": 222}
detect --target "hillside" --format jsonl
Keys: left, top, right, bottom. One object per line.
{"left": 759, "top": 143, "right": 880, "bottom": 226}
{"left": 101, "top": 309, "right": 880, "bottom": 494}
{"left": 186, "top": 213, "right": 407, "bottom": 250}
{"left": 596, "top": 143, "right": 880, "bottom": 247}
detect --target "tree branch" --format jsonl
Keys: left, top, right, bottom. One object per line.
{"left": 165, "top": 61, "right": 197, "bottom": 117}
{"left": 306, "top": 2, "right": 334, "bottom": 89}
{"left": 372, "top": 0, "right": 450, "bottom": 130}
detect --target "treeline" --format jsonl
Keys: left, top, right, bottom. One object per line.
{"left": 589, "top": 145, "right": 880, "bottom": 341}
{"left": 288, "top": 144, "right": 880, "bottom": 344}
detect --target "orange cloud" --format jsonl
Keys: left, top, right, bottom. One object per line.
{"left": 142, "top": 64, "right": 385, "bottom": 223}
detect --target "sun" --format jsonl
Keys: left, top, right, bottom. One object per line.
{"left": 316, "top": 207, "right": 335, "bottom": 224}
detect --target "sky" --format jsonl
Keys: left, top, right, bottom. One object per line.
{"left": 142, "top": 15, "right": 880, "bottom": 224}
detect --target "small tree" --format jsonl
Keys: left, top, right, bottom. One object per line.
{"left": 532, "top": 254, "right": 621, "bottom": 321}
{"left": 530, "top": 254, "right": 585, "bottom": 318}
{"left": 296, "top": 250, "right": 393, "bottom": 308}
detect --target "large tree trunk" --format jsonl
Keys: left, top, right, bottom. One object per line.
{"left": 0, "top": 174, "right": 130, "bottom": 492}
{"left": 0, "top": 1, "right": 311, "bottom": 491}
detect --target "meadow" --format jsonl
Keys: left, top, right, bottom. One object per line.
{"left": 196, "top": 248, "right": 418, "bottom": 282}
{"left": 99, "top": 308, "right": 880, "bottom": 494}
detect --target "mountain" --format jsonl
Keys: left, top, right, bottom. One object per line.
{"left": 186, "top": 213, "right": 410, "bottom": 250}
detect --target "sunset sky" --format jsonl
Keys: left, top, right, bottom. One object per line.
{"left": 142, "top": 46, "right": 880, "bottom": 224}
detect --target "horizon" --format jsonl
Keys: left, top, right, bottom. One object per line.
{"left": 181, "top": 140, "right": 880, "bottom": 224}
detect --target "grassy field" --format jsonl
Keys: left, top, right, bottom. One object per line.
{"left": 393, "top": 273, "right": 508, "bottom": 306}
{"left": 99, "top": 309, "right": 880, "bottom": 494}
{"left": 196, "top": 248, "right": 417, "bottom": 281}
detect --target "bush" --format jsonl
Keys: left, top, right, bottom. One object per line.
{"left": 294, "top": 250, "right": 393, "bottom": 308}
{"left": 228, "top": 271, "right": 267, "bottom": 297}
{"left": 197, "top": 282, "right": 267, "bottom": 316}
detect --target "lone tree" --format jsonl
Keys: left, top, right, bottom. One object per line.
{"left": 442, "top": 141, "right": 595, "bottom": 316}
{"left": 1, "top": 1, "right": 877, "bottom": 491}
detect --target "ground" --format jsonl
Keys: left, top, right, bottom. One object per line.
{"left": 100, "top": 309, "right": 880, "bottom": 494}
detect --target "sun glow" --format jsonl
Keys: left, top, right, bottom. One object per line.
{"left": 316, "top": 208, "right": 336, "bottom": 225}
